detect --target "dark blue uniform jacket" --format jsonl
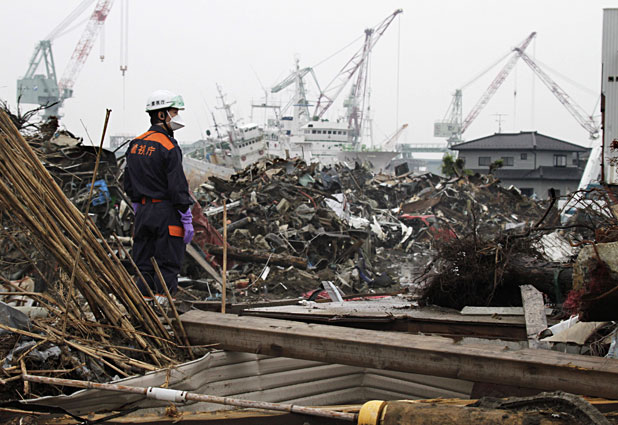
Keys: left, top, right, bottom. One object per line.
{"left": 124, "top": 125, "right": 192, "bottom": 211}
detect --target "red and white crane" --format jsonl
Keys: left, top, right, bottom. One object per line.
{"left": 436, "top": 31, "right": 599, "bottom": 147}
{"left": 382, "top": 123, "right": 408, "bottom": 151}
{"left": 17, "top": 0, "right": 115, "bottom": 117}
{"left": 313, "top": 9, "right": 402, "bottom": 145}
{"left": 460, "top": 32, "right": 536, "bottom": 137}
{"left": 515, "top": 48, "right": 600, "bottom": 140}
{"left": 434, "top": 32, "right": 537, "bottom": 147}
{"left": 58, "top": 0, "right": 114, "bottom": 99}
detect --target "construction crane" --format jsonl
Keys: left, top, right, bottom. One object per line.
{"left": 313, "top": 9, "right": 403, "bottom": 145}
{"left": 381, "top": 123, "right": 408, "bottom": 151}
{"left": 271, "top": 59, "right": 320, "bottom": 133}
{"left": 17, "top": 0, "right": 114, "bottom": 118}
{"left": 435, "top": 32, "right": 536, "bottom": 147}
{"left": 514, "top": 49, "right": 600, "bottom": 140}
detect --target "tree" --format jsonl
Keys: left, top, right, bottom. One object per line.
{"left": 441, "top": 153, "right": 466, "bottom": 177}
{"left": 489, "top": 159, "right": 504, "bottom": 175}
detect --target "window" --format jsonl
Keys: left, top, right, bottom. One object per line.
{"left": 553, "top": 154, "right": 567, "bottom": 167}
{"left": 549, "top": 188, "right": 561, "bottom": 198}
{"left": 478, "top": 156, "right": 491, "bottom": 166}
{"left": 501, "top": 156, "right": 514, "bottom": 166}
{"left": 521, "top": 153, "right": 527, "bottom": 160}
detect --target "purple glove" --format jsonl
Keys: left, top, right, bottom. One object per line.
{"left": 178, "top": 208, "right": 194, "bottom": 244}
{"left": 132, "top": 202, "right": 140, "bottom": 214}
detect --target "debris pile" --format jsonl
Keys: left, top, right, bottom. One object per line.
{"left": 193, "top": 159, "right": 369, "bottom": 298}
{"left": 189, "top": 158, "right": 551, "bottom": 302}
{"left": 31, "top": 129, "right": 132, "bottom": 237}
{"left": 419, "top": 230, "right": 573, "bottom": 309}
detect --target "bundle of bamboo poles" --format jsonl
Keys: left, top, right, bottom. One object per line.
{"left": 0, "top": 109, "right": 184, "bottom": 378}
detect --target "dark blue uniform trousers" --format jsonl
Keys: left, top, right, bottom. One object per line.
{"left": 132, "top": 200, "right": 185, "bottom": 295}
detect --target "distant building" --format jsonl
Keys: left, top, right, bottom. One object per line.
{"left": 452, "top": 131, "right": 590, "bottom": 199}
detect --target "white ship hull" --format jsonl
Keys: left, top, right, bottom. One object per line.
{"left": 335, "top": 150, "right": 399, "bottom": 172}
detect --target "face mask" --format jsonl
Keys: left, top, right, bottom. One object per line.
{"left": 167, "top": 111, "right": 185, "bottom": 131}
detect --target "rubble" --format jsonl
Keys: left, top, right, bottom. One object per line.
{"left": 187, "top": 158, "right": 551, "bottom": 302}
{"left": 0, "top": 106, "right": 618, "bottom": 419}
{"left": 184, "top": 157, "right": 618, "bottom": 356}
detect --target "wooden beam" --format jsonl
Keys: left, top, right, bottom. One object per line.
{"left": 203, "top": 244, "right": 307, "bottom": 269}
{"left": 180, "top": 310, "right": 618, "bottom": 400}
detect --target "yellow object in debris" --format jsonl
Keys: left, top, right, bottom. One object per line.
{"left": 358, "top": 400, "right": 386, "bottom": 425}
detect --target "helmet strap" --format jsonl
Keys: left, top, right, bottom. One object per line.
{"left": 162, "top": 110, "right": 174, "bottom": 135}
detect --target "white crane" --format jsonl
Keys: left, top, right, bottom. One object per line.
{"left": 271, "top": 58, "right": 320, "bottom": 135}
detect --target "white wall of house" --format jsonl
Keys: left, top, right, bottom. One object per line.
{"left": 458, "top": 149, "right": 581, "bottom": 170}
{"left": 501, "top": 178, "right": 580, "bottom": 199}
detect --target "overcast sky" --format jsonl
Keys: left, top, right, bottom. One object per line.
{"left": 1, "top": 1, "right": 615, "bottom": 149}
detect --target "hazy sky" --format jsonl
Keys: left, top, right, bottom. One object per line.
{"left": 1, "top": 1, "right": 615, "bottom": 149}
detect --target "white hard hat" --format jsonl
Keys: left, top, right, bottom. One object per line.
{"left": 145, "top": 89, "right": 185, "bottom": 112}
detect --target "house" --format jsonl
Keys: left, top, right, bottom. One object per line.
{"left": 451, "top": 131, "right": 590, "bottom": 199}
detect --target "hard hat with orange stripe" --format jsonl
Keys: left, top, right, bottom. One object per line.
{"left": 145, "top": 90, "right": 185, "bottom": 112}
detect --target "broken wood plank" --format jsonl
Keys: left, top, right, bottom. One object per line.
{"left": 183, "top": 298, "right": 301, "bottom": 314}
{"left": 241, "top": 301, "right": 545, "bottom": 340}
{"left": 186, "top": 244, "right": 222, "bottom": 284}
{"left": 181, "top": 310, "right": 618, "bottom": 400}
{"left": 203, "top": 244, "right": 307, "bottom": 269}
{"left": 520, "top": 284, "right": 551, "bottom": 349}
{"left": 460, "top": 306, "right": 553, "bottom": 316}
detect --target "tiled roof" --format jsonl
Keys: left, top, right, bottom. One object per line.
{"left": 452, "top": 132, "right": 589, "bottom": 152}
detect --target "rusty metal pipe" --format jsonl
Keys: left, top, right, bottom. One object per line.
{"left": 23, "top": 374, "right": 357, "bottom": 422}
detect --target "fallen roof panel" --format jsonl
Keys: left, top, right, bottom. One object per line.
{"left": 181, "top": 310, "right": 618, "bottom": 400}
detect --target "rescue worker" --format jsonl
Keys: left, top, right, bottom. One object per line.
{"left": 124, "top": 89, "right": 194, "bottom": 298}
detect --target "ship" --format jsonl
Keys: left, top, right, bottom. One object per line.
{"left": 187, "top": 85, "right": 268, "bottom": 174}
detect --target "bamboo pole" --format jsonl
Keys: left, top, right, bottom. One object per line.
{"left": 23, "top": 375, "right": 357, "bottom": 422}
{"left": 111, "top": 233, "right": 175, "bottom": 343}
{"left": 0, "top": 108, "right": 178, "bottom": 370}
{"left": 20, "top": 360, "right": 29, "bottom": 395}
{"left": 62, "top": 109, "right": 111, "bottom": 339}
{"left": 222, "top": 200, "right": 227, "bottom": 314}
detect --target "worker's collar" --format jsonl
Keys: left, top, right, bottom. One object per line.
{"left": 149, "top": 124, "right": 174, "bottom": 139}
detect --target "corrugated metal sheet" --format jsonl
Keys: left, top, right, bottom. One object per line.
{"left": 27, "top": 350, "right": 472, "bottom": 416}
{"left": 603, "top": 9, "right": 618, "bottom": 184}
